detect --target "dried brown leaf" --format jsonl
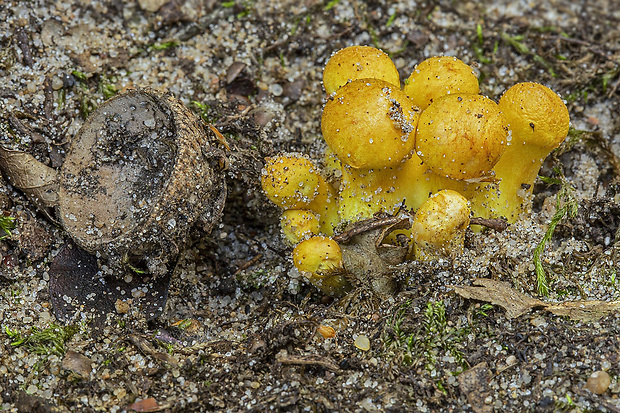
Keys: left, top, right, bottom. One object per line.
{"left": 545, "top": 300, "right": 620, "bottom": 322}
{"left": 336, "top": 210, "right": 412, "bottom": 295}
{"left": 127, "top": 397, "right": 162, "bottom": 412}
{"left": 0, "top": 146, "right": 58, "bottom": 211}
{"left": 451, "top": 278, "right": 620, "bottom": 322}
{"left": 450, "top": 278, "right": 545, "bottom": 319}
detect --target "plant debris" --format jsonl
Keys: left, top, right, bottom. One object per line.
{"left": 451, "top": 278, "right": 620, "bottom": 322}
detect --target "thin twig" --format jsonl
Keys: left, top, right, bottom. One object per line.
{"left": 333, "top": 212, "right": 412, "bottom": 244}
{"left": 470, "top": 217, "right": 509, "bottom": 232}
{"left": 276, "top": 354, "right": 340, "bottom": 372}
{"left": 233, "top": 253, "right": 263, "bottom": 276}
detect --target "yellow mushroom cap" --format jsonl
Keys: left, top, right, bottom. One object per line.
{"left": 498, "top": 82, "right": 570, "bottom": 151}
{"left": 416, "top": 94, "right": 508, "bottom": 180}
{"left": 293, "top": 236, "right": 343, "bottom": 277}
{"left": 293, "top": 236, "right": 351, "bottom": 296}
{"left": 261, "top": 155, "right": 321, "bottom": 209}
{"left": 411, "top": 189, "right": 470, "bottom": 260}
{"left": 323, "top": 46, "right": 400, "bottom": 95}
{"left": 321, "top": 78, "right": 421, "bottom": 169}
{"left": 403, "top": 56, "right": 479, "bottom": 110}
{"left": 280, "top": 209, "right": 320, "bottom": 245}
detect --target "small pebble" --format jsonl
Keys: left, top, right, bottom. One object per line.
{"left": 354, "top": 335, "right": 370, "bottom": 351}
{"left": 115, "top": 299, "right": 130, "bottom": 314}
{"left": 505, "top": 355, "right": 517, "bottom": 366}
{"left": 586, "top": 371, "right": 611, "bottom": 394}
{"left": 62, "top": 350, "right": 93, "bottom": 379}
{"left": 269, "top": 83, "right": 283, "bottom": 97}
{"left": 52, "top": 76, "right": 64, "bottom": 90}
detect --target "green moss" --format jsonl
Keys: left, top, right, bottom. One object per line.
{"left": 383, "top": 300, "right": 468, "bottom": 373}
{"left": 148, "top": 41, "right": 179, "bottom": 51}
{"left": 0, "top": 214, "right": 15, "bottom": 240}
{"left": 190, "top": 101, "right": 220, "bottom": 124}
{"left": 98, "top": 73, "right": 118, "bottom": 100}
{"left": 5, "top": 323, "right": 80, "bottom": 372}
{"left": 500, "top": 32, "right": 556, "bottom": 77}
{"left": 323, "top": 0, "right": 341, "bottom": 11}
{"left": 534, "top": 167, "right": 578, "bottom": 296}
{"left": 473, "top": 23, "right": 493, "bottom": 64}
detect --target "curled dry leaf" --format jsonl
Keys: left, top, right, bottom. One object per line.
{"left": 0, "top": 146, "right": 58, "bottom": 220}
{"left": 544, "top": 301, "right": 620, "bottom": 323}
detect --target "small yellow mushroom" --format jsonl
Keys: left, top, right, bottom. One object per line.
{"left": 322, "top": 78, "right": 421, "bottom": 170}
{"left": 261, "top": 154, "right": 339, "bottom": 235}
{"left": 403, "top": 56, "right": 480, "bottom": 110}
{"left": 411, "top": 190, "right": 470, "bottom": 261}
{"left": 292, "top": 236, "right": 352, "bottom": 296}
{"left": 489, "top": 82, "right": 570, "bottom": 222}
{"left": 280, "top": 209, "right": 320, "bottom": 245}
{"left": 323, "top": 45, "right": 400, "bottom": 95}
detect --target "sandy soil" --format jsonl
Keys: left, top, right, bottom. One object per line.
{"left": 1, "top": 0, "right": 620, "bottom": 412}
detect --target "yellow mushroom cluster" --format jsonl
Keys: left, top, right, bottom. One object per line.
{"left": 261, "top": 45, "right": 570, "bottom": 296}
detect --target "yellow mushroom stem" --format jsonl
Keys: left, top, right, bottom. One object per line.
{"left": 411, "top": 189, "right": 471, "bottom": 261}
{"left": 321, "top": 146, "right": 343, "bottom": 182}
{"left": 488, "top": 82, "right": 570, "bottom": 222}
{"left": 292, "top": 236, "right": 352, "bottom": 296}
{"left": 261, "top": 154, "right": 339, "bottom": 235}
{"left": 338, "top": 164, "right": 402, "bottom": 222}
{"left": 280, "top": 209, "right": 320, "bottom": 245}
